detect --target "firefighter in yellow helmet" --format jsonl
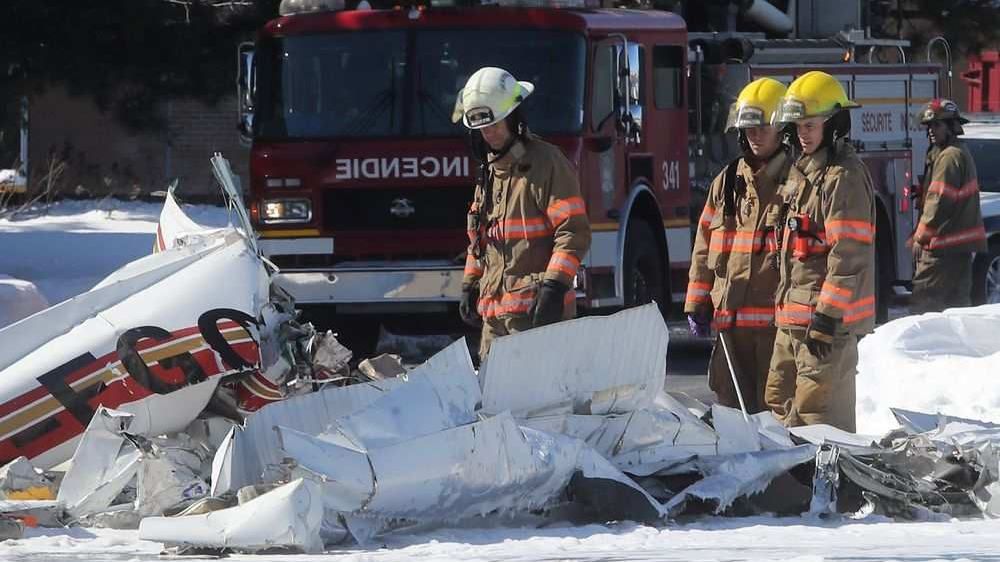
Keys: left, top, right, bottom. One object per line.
{"left": 764, "top": 71, "right": 876, "bottom": 432}
{"left": 685, "top": 77, "right": 792, "bottom": 413}
{"left": 454, "top": 67, "right": 591, "bottom": 362}
{"left": 910, "top": 99, "right": 987, "bottom": 313}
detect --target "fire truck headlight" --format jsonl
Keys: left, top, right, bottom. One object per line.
{"left": 262, "top": 198, "right": 312, "bottom": 224}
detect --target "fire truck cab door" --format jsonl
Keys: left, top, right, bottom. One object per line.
{"left": 590, "top": 38, "right": 629, "bottom": 212}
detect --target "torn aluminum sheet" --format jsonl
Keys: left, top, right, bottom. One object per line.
{"left": 0, "top": 160, "right": 268, "bottom": 470}
{"left": 212, "top": 339, "right": 473, "bottom": 496}
{"left": 0, "top": 456, "right": 55, "bottom": 500}
{"left": 134, "top": 436, "right": 210, "bottom": 517}
{"left": 57, "top": 408, "right": 141, "bottom": 519}
{"left": 892, "top": 407, "right": 1000, "bottom": 435}
{"left": 139, "top": 477, "right": 324, "bottom": 554}
{"left": 357, "top": 353, "right": 406, "bottom": 381}
{"left": 481, "top": 303, "right": 668, "bottom": 418}
{"left": 521, "top": 404, "right": 720, "bottom": 473}
{"left": 662, "top": 444, "right": 818, "bottom": 516}
{"left": 282, "top": 412, "right": 664, "bottom": 544}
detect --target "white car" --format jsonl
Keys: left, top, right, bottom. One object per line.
{"left": 962, "top": 116, "right": 1000, "bottom": 304}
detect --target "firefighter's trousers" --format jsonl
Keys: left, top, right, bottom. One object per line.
{"left": 764, "top": 328, "right": 858, "bottom": 433}
{"left": 911, "top": 249, "right": 974, "bottom": 314}
{"left": 708, "top": 327, "right": 776, "bottom": 414}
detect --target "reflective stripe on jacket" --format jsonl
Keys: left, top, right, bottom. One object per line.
{"left": 914, "top": 141, "right": 987, "bottom": 254}
{"left": 462, "top": 135, "right": 591, "bottom": 319}
{"left": 774, "top": 142, "right": 876, "bottom": 335}
{"left": 685, "top": 151, "right": 790, "bottom": 330}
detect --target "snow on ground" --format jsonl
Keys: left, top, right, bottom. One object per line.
{"left": 5, "top": 200, "right": 1000, "bottom": 560}
{"left": 0, "top": 199, "right": 231, "bottom": 305}
{"left": 856, "top": 305, "right": 1000, "bottom": 435}
{"left": 4, "top": 517, "right": 1000, "bottom": 561}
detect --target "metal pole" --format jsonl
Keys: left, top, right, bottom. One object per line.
{"left": 718, "top": 331, "right": 751, "bottom": 424}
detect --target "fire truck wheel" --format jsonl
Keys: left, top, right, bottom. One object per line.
{"left": 623, "top": 220, "right": 667, "bottom": 314}
{"left": 972, "top": 238, "right": 1000, "bottom": 306}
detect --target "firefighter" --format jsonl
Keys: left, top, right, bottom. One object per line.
{"left": 453, "top": 67, "right": 591, "bottom": 361}
{"left": 910, "top": 99, "right": 988, "bottom": 313}
{"left": 685, "top": 77, "right": 792, "bottom": 413}
{"left": 764, "top": 71, "right": 876, "bottom": 432}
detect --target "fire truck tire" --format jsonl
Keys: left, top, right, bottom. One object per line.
{"left": 971, "top": 238, "right": 1000, "bottom": 306}
{"left": 623, "top": 220, "right": 668, "bottom": 315}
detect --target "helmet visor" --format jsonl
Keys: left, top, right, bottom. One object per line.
{"left": 774, "top": 98, "right": 809, "bottom": 124}
{"left": 726, "top": 103, "right": 768, "bottom": 130}
{"left": 464, "top": 106, "right": 497, "bottom": 129}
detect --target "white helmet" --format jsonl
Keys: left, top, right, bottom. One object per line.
{"left": 452, "top": 67, "right": 534, "bottom": 130}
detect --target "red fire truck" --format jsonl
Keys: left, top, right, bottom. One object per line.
{"left": 238, "top": 0, "right": 941, "bottom": 325}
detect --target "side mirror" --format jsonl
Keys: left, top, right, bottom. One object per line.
{"left": 237, "top": 42, "right": 256, "bottom": 145}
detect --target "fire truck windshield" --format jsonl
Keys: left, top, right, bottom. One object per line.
{"left": 254, "top": 28, "right": 585, "bottom": 139}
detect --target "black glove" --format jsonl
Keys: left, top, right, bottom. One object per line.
{"left": 459, "top": 283, "right": 482, "bottom": 327}
{"left": 806, "top": 312, "right": 836, "bottom": 360}
{"left": 532, "top": 280, "right": 569, "bottom": 328}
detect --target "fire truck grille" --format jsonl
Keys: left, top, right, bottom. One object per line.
{"left": 323, "top": 187, "right": 471, "bottom": 231}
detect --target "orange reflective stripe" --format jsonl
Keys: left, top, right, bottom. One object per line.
{"left": 489, "top": 217, "right": 552, "bottom": 241}
{"left": 477, "top": 290, "right": 537, "bottom": 318}
{"left": 776, "top": 303, "right": 814, "bottom": 326}
{"left": 714, "top": 306, "right": 775, "bottom": 329}
{"left": 547, "top": 251, "right": 580, "bottom": 278}
{"left": 464, "top": 255, "right": 483, "bottom": 278}
{"left": 818, "top": 281, "right": 853, "bottom": 310}
{"left": 843, "top": 296, "right": 876, "bottom": 324}
{"left": 926, "top": 225, "right": 987, "bottom": 249}
{"left": 709, "top": 230, "right": 770, "bottom": 254}
{"left": 546, "top": 196, "right": 586, "bottom": 226}
{"left": 928, "top": 179, "right": 980, "bottom": 200}
{"left": 700, "top": 205, "right": 717, "bottom": 226}
{"left": 827, "top": 220, "right": 874, "bottom": 244}
{"left": 686, "top": 281, "right": 712, "bottom": 304}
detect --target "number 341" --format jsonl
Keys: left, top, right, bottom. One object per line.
{"left": 661, "top": 160, "right": 680, "bottom": 191}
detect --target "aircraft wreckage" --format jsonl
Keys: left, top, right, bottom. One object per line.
{"left": 0, "top": 155, "right": 998, "bottom": 551}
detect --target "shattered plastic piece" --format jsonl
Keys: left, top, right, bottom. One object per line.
{"left": 357, "top": 353, "right": 406, "bottom": 381}
{"left": 482, "top": 304, "right": 668, "bottom": 417}
{"left": 135, "top": 440, "right": 210, "bottom": 517}
{"left": 139, "top": 478, "right": 324, "bottom": 554}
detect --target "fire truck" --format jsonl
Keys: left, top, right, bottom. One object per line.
{"left": 238, "top": 0, "right": 942, "bottom": 325}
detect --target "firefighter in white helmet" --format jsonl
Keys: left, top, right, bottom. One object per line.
{"left": 454, "top": 67, "right": 591, "bottom": 361}
{"left": 685, "top": 77, "right": 792, "bottom": 413}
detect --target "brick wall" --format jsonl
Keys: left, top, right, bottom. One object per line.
{"left": 28, "top": 87, "right": 249, "bottom": 202}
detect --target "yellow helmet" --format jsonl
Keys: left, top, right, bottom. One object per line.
{"left": 727, "top": 77, "right": 787, "bottom": 130}
{"left": 774, "top": 70, "right": 860, "bottom": 123}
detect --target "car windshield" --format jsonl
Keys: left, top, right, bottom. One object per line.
{"left": 254, "top": 28, "right": 586, "bottom": 139}
{"left": 964, "top": 138, "right": 1000, "bottom": 193}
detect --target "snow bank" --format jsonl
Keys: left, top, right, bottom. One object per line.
{"left": 0, "top": 275, "right": 48, "bottom": 329}
{"left": 857, "top": 304, "right": 1000, "bottom": 435}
